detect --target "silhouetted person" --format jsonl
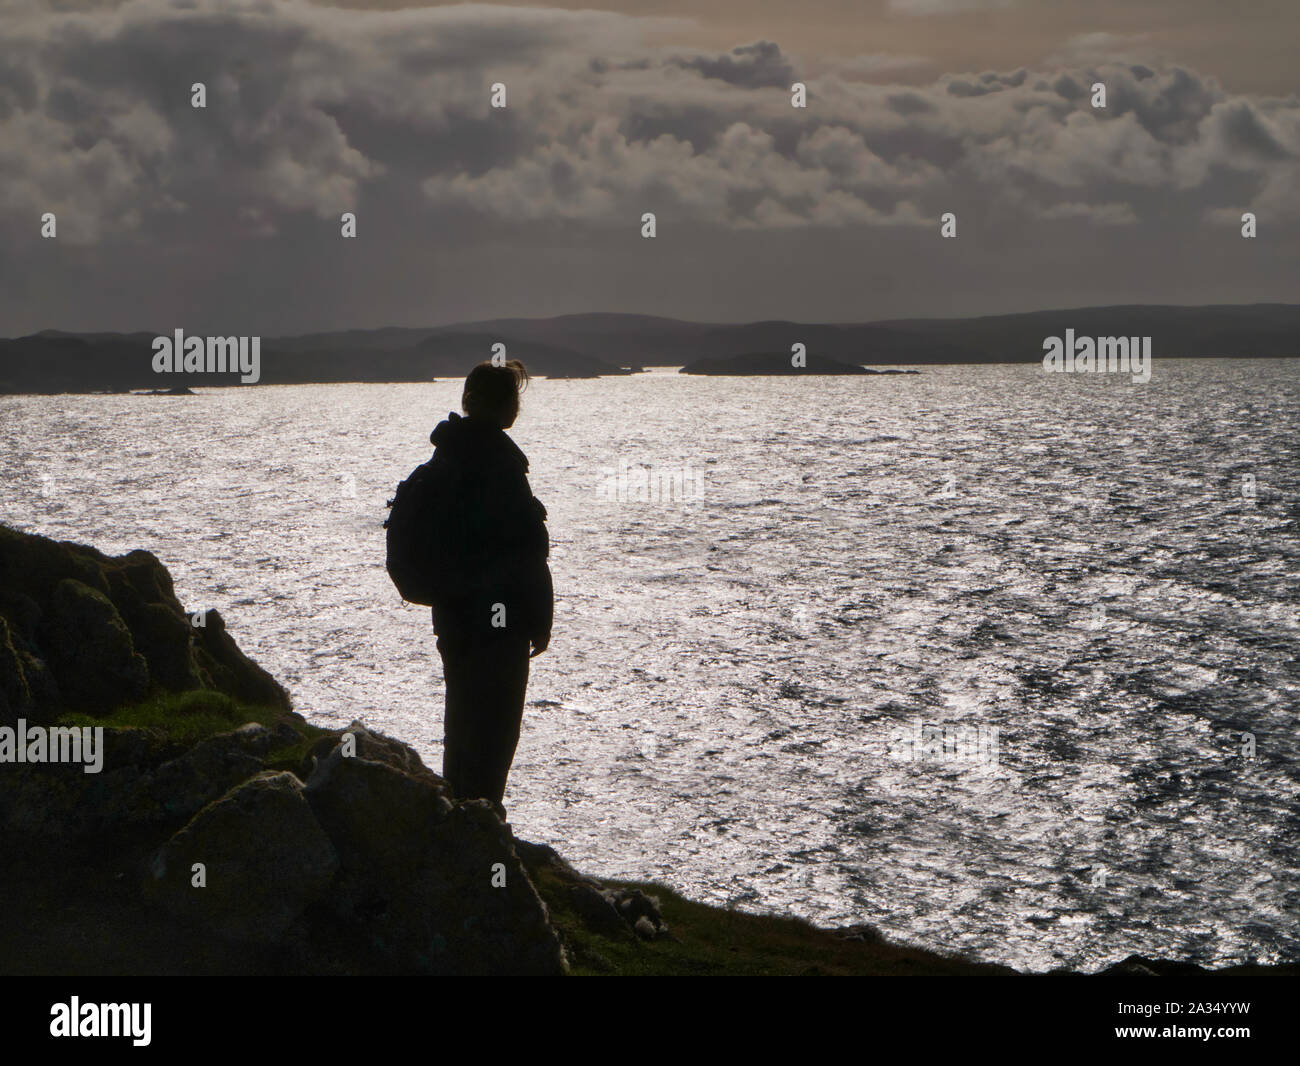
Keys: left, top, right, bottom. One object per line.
{"left": 428, "top": 360, "right": 552, "bottom": 813}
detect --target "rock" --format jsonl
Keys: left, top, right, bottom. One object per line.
{"left": 0, "top": 615, "right": 30, "bottom": 725}
{"left": 614, "top": 887, "right": 667, "bottom": 937}
{"left": 46, "top": 578, "right": 149, "bottom": 710}
{"left": 514, "top": 838, "right": 586, "bottom": 879}
{"left": 224, "top": 721, "right": 278, "bottom": 754}
{"left": 126, "top": 601, "right": 204, "bottom": 692}
{"left": 304, "top": 746, "right": 565, "bottom": 975}
{"left": 15, "top": 649, "right": 59, "bottom": 717}
{"left": 836, "top": 923, "right": 885, "bottom": 944}
{"left": 518, "top": 839, "right": 669, "bottom": 942}
{"left": 1104, "top": 959, "right": 1159, "bottom": 976}
{"left": 0, "top": 760, "right": 98, "bottom": 838}
{"left": 305, "top": 720, "right": 444, "bottom": 786}
{"left": 130, "top": 723, "right": 276, "bottom": 826}
{"left": 0, "top": 720, "right": 292, "bottom": 847}
{"left": 0, "top": 524, "right": 290, "bottom": 721}
{"left": 146, "top": 771, "right": 338, "bottom": 944}
{"left": 304, "top": 747, "right": 453, "bottom": 880}
{"left": 569, "top": 882, "right": 633, "bottom": 940}
{"left": 1098, "top": 954, "right": 1207, "bottom": 976}
{"left": 188, "top": 608, "right": 290, "bottom": 711}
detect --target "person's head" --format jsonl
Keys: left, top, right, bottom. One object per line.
{"left": 461, "top": 359, "right": 529, "bottom": 429}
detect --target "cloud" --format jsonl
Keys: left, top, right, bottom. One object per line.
{"left": 1, "top": 0, "right": 1298, "bottom": 259}
{"left": 669, "top": 40, "right": 794, "bottom": 89}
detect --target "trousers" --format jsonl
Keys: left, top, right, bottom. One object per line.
{"left": 436, "top": 631, "right": 531, "bottom": 807}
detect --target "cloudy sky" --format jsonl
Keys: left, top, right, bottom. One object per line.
{"left": 1, "top": 0, "right": 1297, "bottom": 335}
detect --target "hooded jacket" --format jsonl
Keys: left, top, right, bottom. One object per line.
{"left": 427, "top": 411, "right": 553, "bottom": 644}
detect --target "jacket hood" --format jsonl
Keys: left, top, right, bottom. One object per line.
{"left": 430, "top": 411, "right": 529, "bottom": 471}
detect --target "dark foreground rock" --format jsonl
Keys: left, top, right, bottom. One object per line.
{"left": 147, "top": 770, "right": 339, "bottom": 945}
{"left": 0, "top": 712, "right": 573, "bottom": 974}
{"left": 0, "top": 524, "right": 288, "bottom": 725}
{"left": 301, "top": 739, "right": 565, "bottom": 974}
{"left": 0, "top": 523, "right": 570, "bottom": 974}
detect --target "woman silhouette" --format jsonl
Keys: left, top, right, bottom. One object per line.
{"left": 427, "top": 360, "right": 552, "bottom": 814}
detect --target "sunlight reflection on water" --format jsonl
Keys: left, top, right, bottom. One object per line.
{"left": 2, "top": 359, "right": 1297, "bottom": 971}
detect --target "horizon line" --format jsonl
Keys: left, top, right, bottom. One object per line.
{"left": 7, "top": 299, "right": 1299, "bottom": 342}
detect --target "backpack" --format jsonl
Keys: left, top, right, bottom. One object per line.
{"left": 384, "top": 458, "right": 463, "bottom": 605}
{"left": 385, "top": 437, "right": 547, "bottom": 609}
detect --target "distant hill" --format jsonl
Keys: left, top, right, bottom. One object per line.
{"left": 252, "top": 332, "right": 630, "bottom": 382}
{"left": 407, "top": 333, "right": 631, "bottom": 379}
{"left": 412, "top": 315, "right": 974, "bottom": 366}
{"left": 2, "top": 304, "right": 1294, "bottom": 393}
{"left": 263, "top": 326, "right": 445, "bottom": 353}
{"left": 864, "top": 304, "right": 1300, "bottom": 363}
{"left": 0, "top": 334, "right": 169, "bottom": 395}
{"left": 679, "top": 352, "right": 919, "bottom": 375}
{"left": 0, "top": 331, "right": 629, "bottom": 394}
{"left": 353, "top": 304, "right": 1300, "bottom": 366}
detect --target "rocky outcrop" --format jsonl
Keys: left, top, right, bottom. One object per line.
{"left": 0, "top": 525, "right": 572, "bottom": 974}
{"left": 147, "top": 771, "right": 340, "bottom": 945}
{"left": 0, "top": 616, "right": 30, "bottom": 716}
{"left": 46, "top": 578, "right": 150, "bottom": 707}
{"left": 302, "top": 735, "right": 565, "bottom": 974}
{"left": 0, "top": 523, "right": 288, "bottom": 724}
{"left": 513, "top": 840, "right": 669, "bottom": 943}
{"left": 0, "top": 708, "right": 572, "bottom": 972}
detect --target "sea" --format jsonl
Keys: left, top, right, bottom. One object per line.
{"left": 2, "top": 359, "right": 1297, "bottom": 972}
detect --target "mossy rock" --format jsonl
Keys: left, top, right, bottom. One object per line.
{"left": 146, "top": 771, "right": 339, "bottom": 945}
{"left": 0, "top": 616, "right": 31, "bottom": 725}
{"left": 0, "top": 523, "right": 290, "bottom": 719}
{"left": 302, "top": 745, "right": 566, "bottom": 975}
{"left": 46, "top": 578, "right": 149, "bottom": 711}
{"left": 128, "top": 602, "right": 204, "bottom": 692}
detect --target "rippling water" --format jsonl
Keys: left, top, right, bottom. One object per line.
{"left": 3, "top": 359, "right": 1298, "bottom": 971}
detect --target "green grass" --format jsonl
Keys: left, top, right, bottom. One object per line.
{"left": 263, "top": 729, "right": 334, "bottom": 774}
{"left": 527, "top": 862, "right": 1016, "bottom": 977}
{"left": 56, "top": 688, "right": 328, "bottom": 751}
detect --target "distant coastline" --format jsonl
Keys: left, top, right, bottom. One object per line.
{"left": 679, "top": 352, "right": 921, "bottom": 374}
{"left": 1, "top": 303, "right": 1295, "bottom": 394}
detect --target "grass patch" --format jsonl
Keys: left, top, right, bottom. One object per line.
{"left": 263, "top": 729, "right": 334, "bottom": 774}
{"left": 528, "top": 862, "right": 1016, "bottom": 977}
{"left": 56, "top": 688, "right": 323, "bottom": 748}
